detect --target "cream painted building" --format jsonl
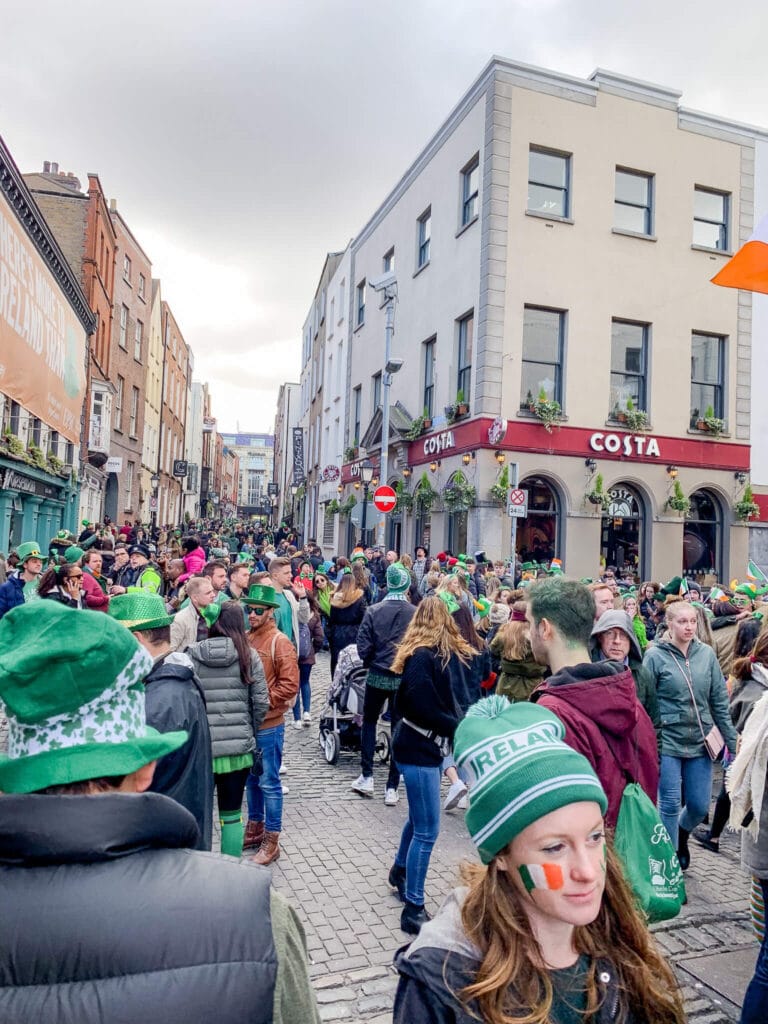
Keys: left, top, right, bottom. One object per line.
{"left": 331, "top": 58, "right": 766, "bottom": 581}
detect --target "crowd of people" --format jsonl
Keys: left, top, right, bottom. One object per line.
{"left": 1, "top": 519, "right": 767, "bottom": 1022}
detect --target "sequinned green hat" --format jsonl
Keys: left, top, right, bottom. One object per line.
{"left": 454, "top": 697, "right": 607, "bottom": 864}
{"left": 109, "top": 592, "right": 174, "bottom": 632}
{"left": 0, "top": 602, "right": 187, "bottom": 794}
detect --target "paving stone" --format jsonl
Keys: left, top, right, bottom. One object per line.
{"left": 315, "top": 987, "right": 357, "bottom": 1004}
{"left": 357, "top": 993, "right": 395, "bottom": 1014}
{"left": 318, "top": 1001, "right": 355, "bottom": 1022}
{"left": 361, "top": 977, "right": 398, "bottom": 997}
{"left": 313, "top": 972, "right": 350, "bottom": 991}
{"left": 346, "top": 966, "right": 392, "bottom": 984}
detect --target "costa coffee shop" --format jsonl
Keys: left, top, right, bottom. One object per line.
{"left": 0, "top": 136, "right": 92, "bottom": 555}
{"left": 351, "top": 415, "right": 754, "bottom": 583}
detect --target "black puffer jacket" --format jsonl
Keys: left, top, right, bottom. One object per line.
{"left": 0, "top": 794, "right": 284, "bottom": 1023}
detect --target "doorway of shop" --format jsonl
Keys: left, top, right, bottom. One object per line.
{"left": 600, "top": 483, "right": 644, "bottom": 577}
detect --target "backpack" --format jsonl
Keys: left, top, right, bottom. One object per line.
{"left": 297, "top": 621, "right": 312, "bottom": 660}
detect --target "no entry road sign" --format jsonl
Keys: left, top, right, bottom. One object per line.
{"left": 373, "top": 485, "right": 397, "bottom": 514}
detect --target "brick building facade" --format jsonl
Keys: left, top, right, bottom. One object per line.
{"left": 159, "top": 301, "right": 189, "bottom": 526}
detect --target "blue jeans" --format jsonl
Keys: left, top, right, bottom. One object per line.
{"left": 293, "top": 662, "right": 312, "bottom": 719}
{"left": 658, "top": 753, "right": 713, "bottom": 848}
{"left": 394, "top": 762, "right": 441, "bottom": 905}
{"left": 742, "top": 878, "right": 768, "bottom": 1023}
{"left": 246, "top": 724, "right": 284, "bottom": 833}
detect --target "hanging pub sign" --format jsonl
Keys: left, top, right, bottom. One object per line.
{"left": 292, "top": 427, "right": 305, "bottom": 485}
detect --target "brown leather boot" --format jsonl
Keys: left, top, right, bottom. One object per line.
{"left": 251, "top": 830, "right": 280, "bottom": 865}
{"left": 243, "top": 819, "right": 264, "bottom": 851}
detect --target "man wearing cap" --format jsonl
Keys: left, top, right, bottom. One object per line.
{"left": 0, "top": 541, "right": 44, "bottom": 620}
{"left": 110, "top": 591, "right": 213, "bottom": 849}
{"left": 352, "top": 562, "right": 416, "bottom": 804}
{"left": 124, "top": 544, "right": 163, "bottom": 594}
{"left": 527, "top": 577, "right": 658, "bottom": 827}
{"left": 0, "top": 602, "right": 319, "bottom": 1022}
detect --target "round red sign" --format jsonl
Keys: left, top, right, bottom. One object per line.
{"left": 373, "top": 485, "right": 397, "bottom": 513}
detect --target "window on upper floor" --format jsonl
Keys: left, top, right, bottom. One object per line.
{"left": 138, "top": 273, "right": 146, "bottom": 299}
{"left": 29, "top": 417, "right": 42, "bottom": 448}
{"left": 417, "top": 208, "right": 431, "bottom": 268}
{"left": 7, "top": 400, "right": 20, "bottom": 437}
{"left": 372, "top": 371, "right": 382, "bottom": 413}
{"left": 520, "top": 306, "right": 564, "bottom": 410}
{"left": 352, "top": 386, "right": 361, "bottom": 446}
{"left": 383, "top": 247, "right": 395, "bottom": 273}
{"left": 356, "top": 280, "right": 366, "bottom": 327}
{"left": 130, "top": 387, "right": 139, "bottom": 437}
{"left": 693, "top": 187, "right": 730, "bottom": 251}
{"left": 134, "top": 320, "right": 143, "bottom": 362}
{"left": 125, "top": 461, "right": 134, "bottom": 509}
{"left": 610, "top": 320, "right": 648, "bottom": 418}
{"left": 48, "top": 430, "right": 60, "bottom": 458}
{"left": 690, "top": 331, "right": 725, "bottom": 428}
{"left": 114, "top": 375, "right": 124, "bottom": 432}
{"left": 423, "top": 336, "right": 436, "bottom": 418}
{"left": 614, "top": 169, "right": 653, "bottom": 235}
{"left": 456, "top": 312, "right": 473, "bottom": 405}
{"left": 528, "top": 147, "right": 571, "bottom": 218}
{"left": 123, "top": 254, "right": 131, "bottom": 283}
{"left": 119, "top": 304, "right": 128, "bottom": 349}
{"left": 461, "top": 155, "right": 480, "bottom": 226}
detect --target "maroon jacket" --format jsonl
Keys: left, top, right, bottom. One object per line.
{"left": 533, "top": 661, "right": 659, "bottom": 828}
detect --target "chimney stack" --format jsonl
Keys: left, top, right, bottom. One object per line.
{"left": 43, "top": 160, "right": 51, "bottom": 173}
{"left": 50, "top": 161, "right": 59, "bottom": 174}
{"left": 109, "top": 198, "right": 117, "bottom": 212}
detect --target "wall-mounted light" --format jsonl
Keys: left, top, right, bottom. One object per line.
{"left": 666, "top": 465, "right": 679, "bottom": 480}
{"left": 337, "top": 483, "right": 343, "bottom": 494}
{"left": 402, "top": 465, "right": 412, "bottom": 478}
{"left": 584, "top": 458, "right": 597, "bottom": 472}
{"left": 354, "top": 480, "right": 361, "bottom": 490}
{"left": 371, "top": 475, "right": 379, "bottom": 488}
{"left": 494, "top": 450, "right": 506, "bottom": 465}
{"left": 429, "top": 460, "right": 441, "bottom": 473}
{"left": 735, "top": 470, "right": 748, "bottom": 485}
{"left": 462, "top": 451, "right": 476, "bottom": 466}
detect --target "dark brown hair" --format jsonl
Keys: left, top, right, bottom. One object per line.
{"left": 209, "top": 601, "right": 253, "bottom": 684}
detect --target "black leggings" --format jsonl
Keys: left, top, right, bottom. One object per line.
{"left": 214, "top": 766, "right": 250, "bottom": 814}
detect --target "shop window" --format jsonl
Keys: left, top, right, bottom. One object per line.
{"left": 600, "top": 482, "right": 645, "bottom": 578}
{"left": 517, "top": 476, "right": 560, "bottom": 564}
{"left": 684, "top": 489, "right": 723, "bottom": 581}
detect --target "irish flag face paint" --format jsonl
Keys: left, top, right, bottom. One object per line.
{"left": 519, "top": 863, "right": 564, "bottom": 893}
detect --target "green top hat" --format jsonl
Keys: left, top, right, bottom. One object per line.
{"left": 81, "top": 520, "right": 91, "bottom": 527}
{"left": 241, "top": 583, "right": 280, "bottom": 608}
{"left": 109, "top": 592, "right": 174, "bottom": 632}
{"left": 16, "top": 541, "right": 43, "bottom": 564}
{"left": 0, "top": 602, "right": 187, "bottom": 794}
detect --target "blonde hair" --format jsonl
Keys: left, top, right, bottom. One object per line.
{"left": 497, "top": 603, "right": 532, "bottom": 661}
{"left": 391, "top": 596, "right": 473, "bottom": 673}
{"left": 485, "top": 577, "right": 501, "bottom": 602}
{"left": 458, "top": 845, "right": 685, "bottom": 1024}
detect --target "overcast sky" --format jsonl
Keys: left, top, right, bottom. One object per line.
{"left": 4, "top": 0, "right": 768, "bottom": 432}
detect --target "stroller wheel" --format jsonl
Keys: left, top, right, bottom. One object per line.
{"left": 375, "top": 729, "right": 391, "bottom": 764}
{"left": 323, "top": 730, "right": 341, "bottom": 765}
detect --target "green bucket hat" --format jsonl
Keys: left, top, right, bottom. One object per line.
{"left": 64, "top": 546, "right": 85, "bottom": 564}
{"left": 109, "top": 592, "right": 174, "bottom": 632}
{"left": 15, "top": 541, "right": 44, "bottom": 564}
{"left": 0, "top": 602, "right": 187, "bottom": 794}
{"left": 455, "top": 696, "right": 607, "bottom": 864}
{"left": 241, "top": 583, "right": 280, "bottom": 608}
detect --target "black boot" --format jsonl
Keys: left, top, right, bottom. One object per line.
{"left": 677, "top": 827, "right": 691, "bottom": 870}
{"left": 388, "top": 863, "right": 406, "bottom": 902}
{"left": 401, "top": 900, "right": 431, "bottom": 935}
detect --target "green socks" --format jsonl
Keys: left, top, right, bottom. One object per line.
{"left": 220, "top": 809, "right": 244, "bottom": 857}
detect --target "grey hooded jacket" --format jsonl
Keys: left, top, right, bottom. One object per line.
{"left": 186, "top": 636, "right": 269, "bottom": 759}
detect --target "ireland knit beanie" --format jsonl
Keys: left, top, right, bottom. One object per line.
{"left": 386, "top": 561, "right": 411, "bottom": 594}
{"left": 454, "top": 696, "right": 608, "bottom": 864}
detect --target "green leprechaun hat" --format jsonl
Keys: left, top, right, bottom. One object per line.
{"left": 240, "top": 583, "right": 280, "bottom": 608}
{"left": 15, "top": 541, "right": 44, "bottom": 564}
{"left": 109, "top": 592, "right": 174, "bottom": 632}
{"left": 0, "top": 602, "right": 187, "bottom": 794}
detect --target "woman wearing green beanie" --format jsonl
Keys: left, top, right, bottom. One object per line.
{"left": 394, "top": 697, "right": 686, "bottom": 1024}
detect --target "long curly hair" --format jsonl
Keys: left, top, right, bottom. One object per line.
{"left": 457, "top": 844, "right": 685, "bottom": 1024}
{"left": 391, "top": 596, "right": 473, "bottom": 673}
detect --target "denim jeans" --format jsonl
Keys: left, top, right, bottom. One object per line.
{"left": 742, "top": 878, "right": 768, "bottom": 1024}
{"left": 361, "top": 683, "right": 400, "bottom": 790}
{"left": 246, "top": 724, "right": 284, "bottom": 832}
{"left": 293, "top": 662, "right": 312, "bottom": 719}
{"left": 658, "top": 753, "right": 713, "bottom": 848}
{"left": 394, "top": 761, "right": 441, "bottom": 905}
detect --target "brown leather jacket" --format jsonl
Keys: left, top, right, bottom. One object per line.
{"left": 248, "top": 623, "right": 300, "bottom": 729}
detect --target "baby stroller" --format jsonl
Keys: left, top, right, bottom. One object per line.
{"left": 318, "top": 644, "right": 392, "bottom": 766}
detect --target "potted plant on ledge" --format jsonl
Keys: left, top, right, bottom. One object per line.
{"left": 413, "top": 472, "right": 438, "bottom": 515}
{"left": 405, "top": 409, "right": 432, "bottom": 440}
{"left": 585, "top": 472, "right": 610, "bottom": 512}
{"left": 344, "top": 444, "right": 359, "bottom": 462}
{"left": 324, "top": 499, "right": 340, "bottom": 518}
{"left": 622, "top": 398, "right": 649, "bottom": 432}
{"left": 666, "top": 480, "right": 691, "bottom": 516}
{"left": 694, "top": 405, "right": 726, "bottom": 438}
{"left": 735, "top": 484, "right": 760, "bottom": 522}
{"left": 528, "top": 388, "right": 561, "bottom": 434}
{"left": 489, "top": 464, "right": 510, "bottom": 505}
{"left": 455, "top": 390, "right": 469, "bottom": 418}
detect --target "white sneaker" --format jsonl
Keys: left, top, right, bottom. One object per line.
{"left": 351, "top": 774, "right": 374, "bottom": 797}
{"left": 444, "top": 779, "right": 468, "bottom": 811}
{"left": 292, "top": 719, "right": 303, "bottom": 730}
{"left": 457, "top": 794, "right": 468, "bottom": 810}
{"left": 282, "top": 783, "right": 290, "bottom": 794}
{"left": 302, "top": 712, "right": 311, "bottom": 726}
{"left": 384, "top": 788, "right": 399, "bottom": 806}
{"left": 279, "top": 764, "right": 287, "bottom": 776}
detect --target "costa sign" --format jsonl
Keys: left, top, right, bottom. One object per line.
{"left": 589, "top": 432, "right": 661, "bottom": 458}
{"left": 423, "top": 430, "right": 456, "bottom": 456}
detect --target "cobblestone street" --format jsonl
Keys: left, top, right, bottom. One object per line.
{"left": 246, "top": 653, "right": 758, "bottom": 1023}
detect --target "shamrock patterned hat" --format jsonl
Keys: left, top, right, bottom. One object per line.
{"left": 0, "top": 602, "right": 187, "bottom": 793}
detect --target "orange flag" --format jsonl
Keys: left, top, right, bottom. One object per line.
{"left": 711, "top": 215, "right": 768, "bottom": 294}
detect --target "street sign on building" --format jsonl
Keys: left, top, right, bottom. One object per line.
{"left": 507, "top": 487, "right": 528, "bottom": 518}
{"left": 267, "top": 482, "right": 279, "bottom": 496}
{"left": 149, "top": 496, "right": 158, "bottom": 511}
{"left": 173, "top": 460, "right": 188, "bottom": 477}
{"left": 373, "top": 485, "right": 397, "bottom": 514}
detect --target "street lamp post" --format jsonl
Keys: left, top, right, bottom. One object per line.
{"left": 150, "top": 473, "right": 160, "bottom": 529}
{"left": 291, "top": 485, "right": 298, "bottom": 526}
{"left": 360, "top": 459, "right": 374, "bottom": 547}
